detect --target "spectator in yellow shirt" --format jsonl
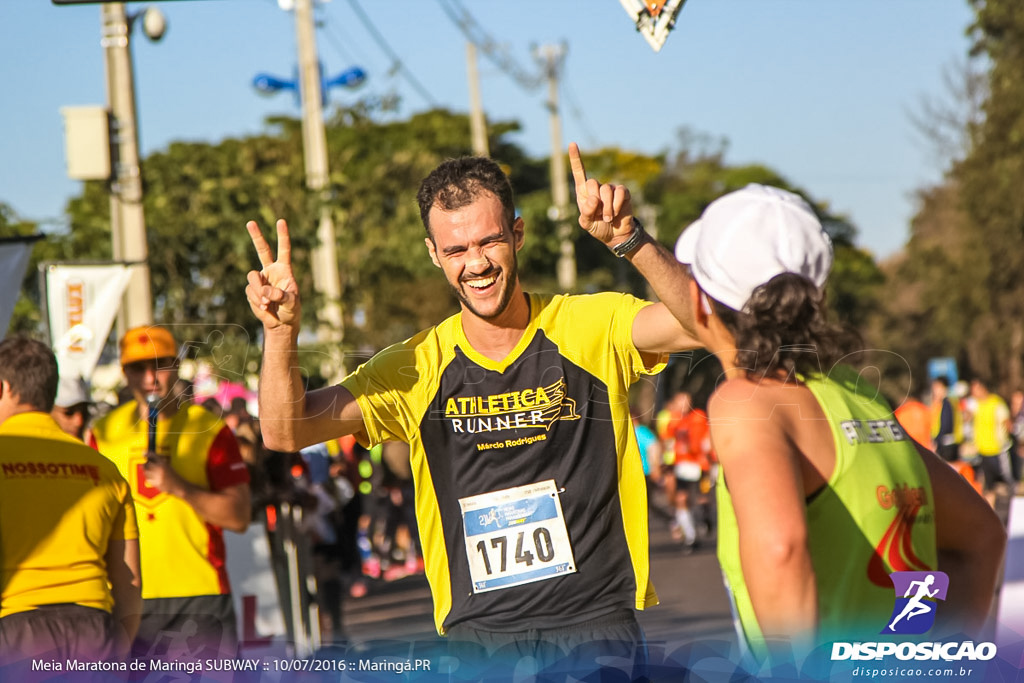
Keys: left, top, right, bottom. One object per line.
{"left": 0, "top": 337, "right": 141, "bottom": 666}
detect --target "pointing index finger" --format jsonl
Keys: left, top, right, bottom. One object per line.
{"left": 568, "top": 142, "right": 588, "bottom": 196}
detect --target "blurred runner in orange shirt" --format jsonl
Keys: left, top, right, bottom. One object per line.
{"left": 894, "top": 394, "right": 931, "bottom": 448}
{"left": 661, "top": 392, "right": 711, "bottom": 550}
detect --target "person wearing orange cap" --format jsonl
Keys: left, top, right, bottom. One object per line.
{"left": 89, "top": 325, "right": 251, "bottom": 663}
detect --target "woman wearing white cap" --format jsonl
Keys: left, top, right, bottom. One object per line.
{"left": 569, "top": 144, "right": 1006, "bottom": 668}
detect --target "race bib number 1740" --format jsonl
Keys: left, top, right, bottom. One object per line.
{"left": 459, "top": 479, "right": 576, "bottom": 593}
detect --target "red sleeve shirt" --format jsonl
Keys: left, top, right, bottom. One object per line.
{"left": 206, "top": 426, "right": 250, "bottom": 491}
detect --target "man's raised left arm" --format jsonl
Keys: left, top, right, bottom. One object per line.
{"left": 568, "top": 142, "right": 701, "bottom": 355}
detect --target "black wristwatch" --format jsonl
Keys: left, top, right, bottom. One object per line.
{"left": 611, "top": 218, "right": 647, "bottom": 258}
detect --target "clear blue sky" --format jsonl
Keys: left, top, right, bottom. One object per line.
{"left": 1, "top": 0, "right": 974, "bottom": 259}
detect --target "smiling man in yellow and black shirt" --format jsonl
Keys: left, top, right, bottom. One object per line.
{"left": 246, "top": 147, "right": 702, "bottom": 675}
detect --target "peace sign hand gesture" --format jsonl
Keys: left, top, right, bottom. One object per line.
{"left": 245, "top": 219, "right": 301, "bottom": 335}
{"left": 568, "top": 142, "right": 637, "bottom": 248}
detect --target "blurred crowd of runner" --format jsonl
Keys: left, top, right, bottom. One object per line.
{"left": 630, "top": 372, "right": 1024, "bottom": 557}
{"left": 46, "top": 357, "right": 1024, "bottom": 651}
{"left": 891, "top": 376, "right": 1024, "bottom": 507}
{"left": 631, "top": 390, "right": 717, "bottom": 554}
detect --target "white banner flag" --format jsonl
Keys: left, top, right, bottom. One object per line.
{"left": 46, "top": 263, "right": 131, "bottom": 380}
{"left": 0, "top": 241, "right": 34, "bottom": 336}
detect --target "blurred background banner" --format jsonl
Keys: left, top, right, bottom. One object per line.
{"left": 0, "top": 237, "right": 40, "bottom": 335}
{"left": 44, "top": 262, "right": 131, "bottom": 379}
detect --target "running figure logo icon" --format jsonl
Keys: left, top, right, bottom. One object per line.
{"left": 882, "top": 571, "right": 949, "bottom": 635}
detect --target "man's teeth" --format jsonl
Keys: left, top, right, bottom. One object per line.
{"left": 466, "top": 275, "right": 497, "bottom": 289}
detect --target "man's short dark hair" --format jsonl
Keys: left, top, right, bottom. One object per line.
{"left": 0, "top": 337, "right": 59, "bottom": 412}
{"left": 933, "top": 376, "right": 950, "bottom": 388}
{"left": 416, "top": 156, "right": 515, "bottom": 239}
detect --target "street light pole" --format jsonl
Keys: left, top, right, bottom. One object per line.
{"left": 294, "top": 0, "right": 344, "bottom": 352}
{"left": 535, "top": 43, "right": 574, "bottom": 292}
{"left": 102, "top": 2, "right": 153, "bottom": 333}
{"left": 466, "top": 42, "right": 489, "bottom": 158}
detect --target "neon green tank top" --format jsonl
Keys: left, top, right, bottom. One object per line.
{"left": 716, "top": 365, "right": 936, "bottom": 660}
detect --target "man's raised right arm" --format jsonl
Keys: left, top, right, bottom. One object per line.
{"left": 246, "top": 219, "right": 366, "bottom": 451}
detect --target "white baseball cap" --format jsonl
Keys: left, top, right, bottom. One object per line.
{"left": 674, "top": 183, "right": 833, "bottom": 311}
{"left": 54, "top": 375, "right": 92, "bottom": 408}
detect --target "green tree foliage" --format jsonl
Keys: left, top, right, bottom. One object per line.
{"left": 0, "top": 203, "right": 38, "bottom": 239}
{"left": 642, "top": 127, "right": 883, "bottom": 330}
{"left": 9, "top": 108, "right": 886, "bottom": 384}
{"left": 65, "top": 180, "right": 116, "bottom": 261}
{"left": 875, "top": 0, "right": 1024, "bottom": 395}
{"left": 869, "top": 181, "right": 986, "bottom": 394}
{"left": 956, "top": 0, "right": 1024, "bottom": 389}
{"left": 115, "top": 121, "right": 311, "bottom": 378}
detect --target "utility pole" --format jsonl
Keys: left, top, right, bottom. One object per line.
{"left": 102, "top": 2, "right": 153, "bottom": 332}
{"left": 294, "top": 0, "right": 344, "bottom": 354}
{"left": 466, "top": 43, "right": 489, "bottom": 157}
{"left": 535, "top": 43, "right": 574, "bottom": 292}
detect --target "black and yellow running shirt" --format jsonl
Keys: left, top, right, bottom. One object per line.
{"left": 341, "top": 292, "right": 663, "bottom": 634}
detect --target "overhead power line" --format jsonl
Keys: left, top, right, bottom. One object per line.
{"left": 436, "top": 0, "right": 543, "bottom": 92}
{"left": 560, "top": 77, "right": 598, "bottom": 149}
{"left": 317, "top": 10, "right": 361, "bottom": 67}
{"left": 343, "top": 0, "right": 438, "bottom": 107}
{"left": 436, "top": 0, "right": 596, "bottom": 150}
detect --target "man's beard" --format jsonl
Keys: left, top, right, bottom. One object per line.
{"left": 450, "top": 257, "right": 519, "bottom": 321}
